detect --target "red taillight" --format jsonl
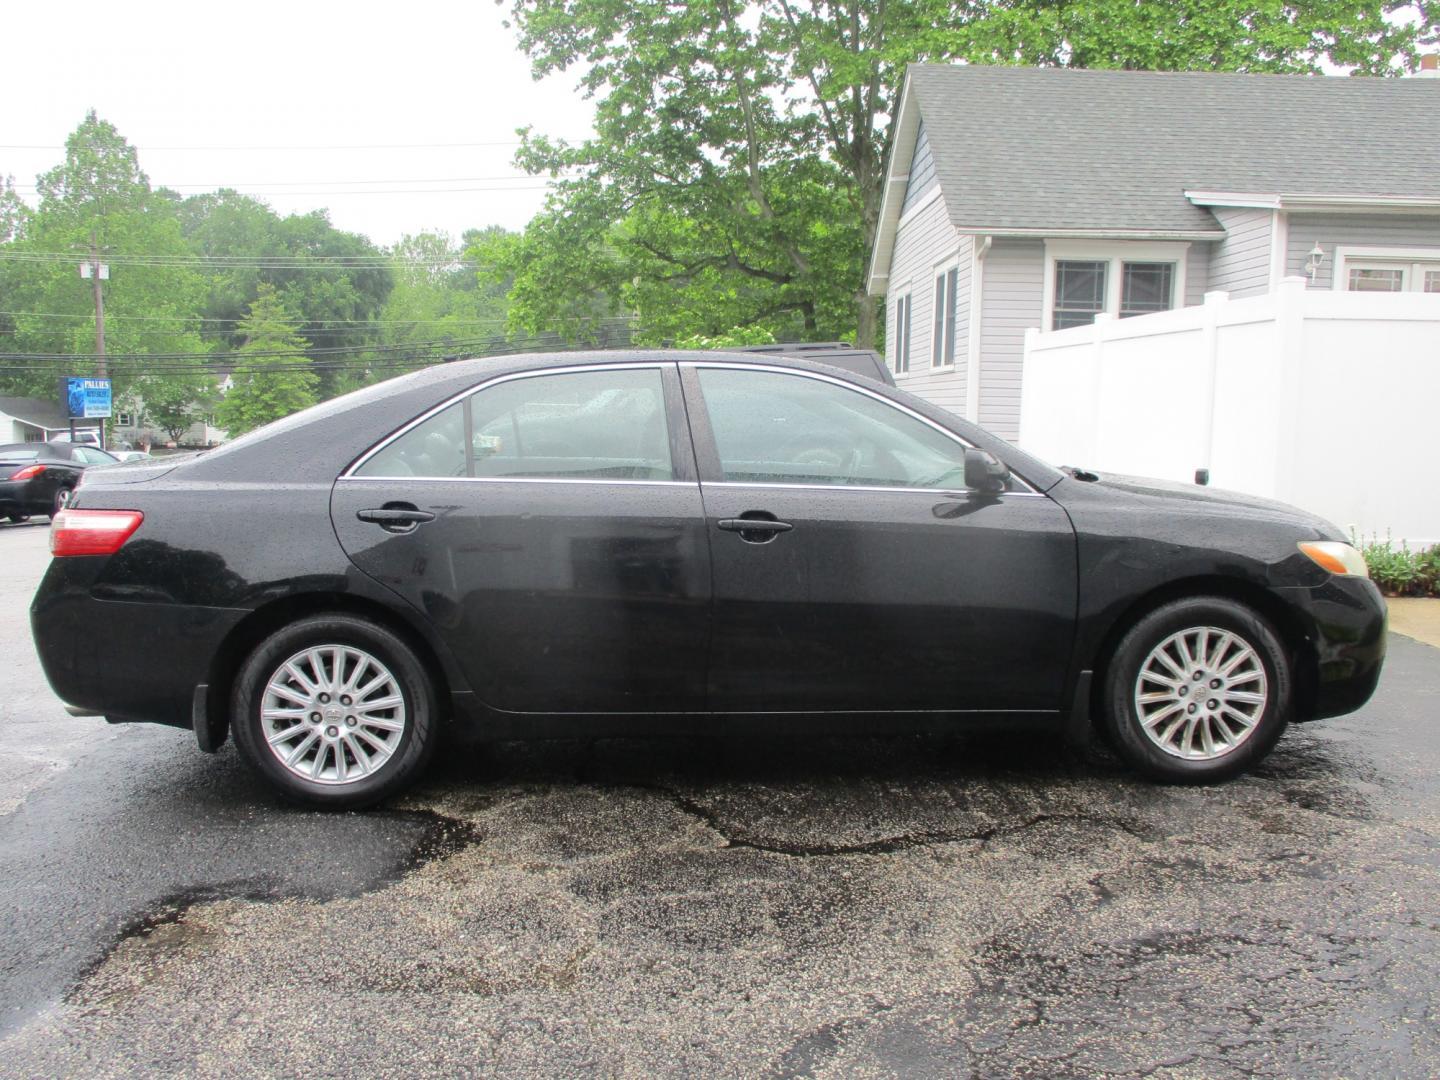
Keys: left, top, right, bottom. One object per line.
{"left": 9, "top": 464, "right": 45, "bottom": 481}
{"left": 50, "top": 509, "right": 144, "bottom": 557}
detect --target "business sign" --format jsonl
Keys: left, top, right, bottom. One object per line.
{"left": 61, "top": 377, "right": 113, "bottom": 419}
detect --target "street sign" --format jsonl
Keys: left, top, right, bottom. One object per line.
{"left": 61, "top": 376, "right": 113, "bottom": 419}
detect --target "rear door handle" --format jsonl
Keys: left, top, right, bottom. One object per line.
{"left": 357, "top": 506, "right": 435, "bottom": 533}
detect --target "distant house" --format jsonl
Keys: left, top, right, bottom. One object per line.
{"left": 0, "top": 396, "right": 101, "bottom": 444}
{"left": 867, "top": 63, "right": 1440, "bottom": 440}
{"left": 112, "top": 370, "right": 233, "bottom": 448}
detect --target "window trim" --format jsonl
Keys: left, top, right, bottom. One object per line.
{"left": 340, "top": 362, "right": 687, "bottom": 483}
{"left": 1332, "top": 245, "right": 1440, "bottom": 293}
{"left": 930, "top": 262, "right": 959, "bottom": 368}
{"left": 683, "top": 360, "right": 1040, "bottom": 495}
{"left": 1041, "top": 240, "right": 1190, "bottom": 331}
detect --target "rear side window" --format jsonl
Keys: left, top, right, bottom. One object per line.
{"left": 471, "top": 368, "right": 672, "bottom": 481}
{"left": 354, "top": 368, "right": 673, "bottom": 481}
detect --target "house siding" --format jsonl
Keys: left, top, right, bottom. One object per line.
{"left": 978, "top": 239, "right": 1044, "bottom": 440}
{"left": 1286, "top": 213, "right": 1440, "bottom": 289}
{"left": 1184, "top": 241, "right": 1211, "bottom": 306}
{"left": 1208, "top": 207, "right": 1274, "bottom": 298}
{"left": 886, "top": 192, "right": 968, "bottom": 415}
{"left": 900, "top": 122, "right": 938, "bottom": 214}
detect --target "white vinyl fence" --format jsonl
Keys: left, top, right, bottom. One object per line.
{"left": 1019, "top": 277, "right": 1440, "bottom": 546}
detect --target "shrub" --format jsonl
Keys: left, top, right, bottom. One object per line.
{"left": 1353, "top": 532, "right": 1440, "bottom": 597}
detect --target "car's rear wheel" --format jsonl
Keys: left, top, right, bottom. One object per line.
{"left": 50, "top": 488, "right": 71, "bottom": 519}
{"left": 1104, "top": 596, "right": 1291, "bottom": 783}
{"left": 6, "top": 512, "right": 29, "bottom": 524}
{"left": 230, "top": 614, "right": 439, "bottom": 808}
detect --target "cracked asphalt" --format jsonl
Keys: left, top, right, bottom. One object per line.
{"left": 2, "top": 520, "right": 1439, "bottom": 1077}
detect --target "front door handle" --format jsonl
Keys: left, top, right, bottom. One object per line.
{"left": 357, "top": 506, "right": 435, "bottom": 533}
{"left": 718, "top": 514, "right": 793, "bottom": 544}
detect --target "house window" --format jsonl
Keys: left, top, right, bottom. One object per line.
{"left": 115, "top": 412, "right": 135, "bottom": 427}
{"left": 894, "top": 293, "right": 913, "bottom": 374}
{"left": 1045, "top": 241, "right": 1188, "bottom": 331}
{"left": 1053, "top": 261, "right": 1108, "bottom": 329}
{"left": 931, "top": 267, "right": 958, "bottom": 367}
{"left": 1120, "top": 263, "right": 1174, "bottom": 317}
{"left": 1334, "top": 248, "right": 1440, "bottom": 293}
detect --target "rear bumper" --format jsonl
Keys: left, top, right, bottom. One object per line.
{"left": 31, "top": 556, "right": 244, "bottom": 729}
{"left": 1275, "top": 577, "right": 1388, "bottom": 721}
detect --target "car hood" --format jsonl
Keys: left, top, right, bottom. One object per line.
{"left": 1074, "top": 471, "right": 1345, "bottom": 540}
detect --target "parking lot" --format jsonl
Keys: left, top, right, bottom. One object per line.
{"left": 1, "top": 519, "right": 1439, "bottom": 1077}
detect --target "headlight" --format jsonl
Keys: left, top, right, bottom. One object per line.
{"left": 1297, "top": 541, "right": 1369, "bottom": 578}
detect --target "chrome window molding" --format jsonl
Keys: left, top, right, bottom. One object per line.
{"left": 702, "top": 480, "right": 1047, "bottom": 498}
{"left": 337, "top": 475, "right": 696, "bottom": 488}
{"left": 342, "top": 362, "right": 674, "bottom": 480}
{"left": 685, "top": 360, "right": 1041, "bottom": 495}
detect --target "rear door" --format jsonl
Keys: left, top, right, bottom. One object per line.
{"left": 330, "top": 363, "right": 712, "bottom": 714}
{"left": 684, "top": 363, "right": 1077, "bottom": 714}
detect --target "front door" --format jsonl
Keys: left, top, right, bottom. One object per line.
{"left": 685, "top": 364, "right": 1077, "bottom": 714}
{"left": 331, "top": 363, "right": 710, "bottom": 714}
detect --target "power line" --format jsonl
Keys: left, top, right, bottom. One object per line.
{"left": 0, "top": 141, "right": 526, "bottom": 151}
{"left": 11, "top": 175, "right": 543, "bottom": 191}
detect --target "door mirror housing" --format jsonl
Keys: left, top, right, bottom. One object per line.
{"left": 964, "top": 448, "right": 1010, "bottom": 493}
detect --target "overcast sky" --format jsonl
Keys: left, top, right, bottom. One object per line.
{"left": 1, "top": 0, "right": 596, "bottom": 246}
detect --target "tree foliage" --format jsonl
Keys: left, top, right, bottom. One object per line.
{"left": 0, "top": 112, "right": 213, "bottom": 418}
{"left": 497, "top": 0, "right": 1438, "bottom": 347}
{"left": 214, "top": 284, "right": 317, "bottom": 437}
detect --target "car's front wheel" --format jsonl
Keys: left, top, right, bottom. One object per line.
{"left": 230, "top": 614, "right": 439, "bottom": 808}
{"left": 1104, "top": 596, "right": 1292, "bottom": 783}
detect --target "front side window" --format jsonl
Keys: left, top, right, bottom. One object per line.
{"left": 698, "top": 368, "right": 970, "bottom": 489}
{"left": 355, "top": 368, "right": 673, "bottom": 481}
{"left": 1053, "top": 260, "right": 1108, "bottom": 329}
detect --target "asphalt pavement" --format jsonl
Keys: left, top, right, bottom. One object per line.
{"left": 1, "top": 519, "right": 1439, "bottom": 1077}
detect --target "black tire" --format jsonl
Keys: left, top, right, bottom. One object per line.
{"left": 1104, "top": 596, "right": 1292, "bottom": 784}
{"left": 6, "top": 512, "right": 29, "bottom": 525}
{"left": 230, "top": 614, "right": 440, "bottom": 809}
{"left": 51, "top": 487, "right": 72, "bottom": 518}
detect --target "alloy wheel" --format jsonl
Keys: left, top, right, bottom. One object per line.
{"left": 259, "top": 645, "right": 407, "bottom": 785}
{"left": 1133, "top": 625, "right": 1268, "bottom": 761}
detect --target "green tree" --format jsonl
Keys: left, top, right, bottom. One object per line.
{"left": 177, "top": 192, "right": 394, "bottom": 392}
{"left": 0, "top": 175, "right": 27, "bottom": 244}
{"left": 382, "top": 229, "right": 512, "bottom": 352}
{"left": 215, "top": 284, "right": 317, "bottom": 436}
{"left": 0, "top": 113, "right": 213, "bottom": 415}
{"left": 498, "top": 0, "right": 1437, "bottom": 347}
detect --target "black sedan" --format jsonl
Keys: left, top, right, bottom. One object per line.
{"left": 0, "top": 441, "right": 119, "bottom": 523}
{"left": 30, "top": 351, "right": 1386, "bottom": 808}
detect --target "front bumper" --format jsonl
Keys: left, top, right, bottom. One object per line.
{"left": 1275, "top": 576, "right": 1388, "bottom": 721}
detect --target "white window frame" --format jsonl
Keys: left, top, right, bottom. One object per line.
{"left": 1042, "top": 240, "right": 1190, "bottom": 330}
{"left": 930, "top": 261, "right": 959, "bottom": 368}
{"left": 1332, "top": 245, "right": 1440, "bottom": 293}
{"left": 893, "top": 292, "right": 913, "bottom": 374}
{"left": 115, "top": 412, "right": 135, "bottom": 427}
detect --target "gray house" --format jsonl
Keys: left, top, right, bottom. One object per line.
{"left": 868, "top": 64, "right": 1440, "bottom": 440}
{"left": 0, "top": 396, "right": 101, "bottom": 444}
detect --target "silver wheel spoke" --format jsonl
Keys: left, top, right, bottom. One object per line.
{"left": 1134, "top": 624, "right": 1268, "bottom": 762}
{"left": 260, "top": 644, "right": 407, "bottom": 787}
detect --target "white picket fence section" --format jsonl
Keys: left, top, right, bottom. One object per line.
{"left": 1019, "top": 277, "right": 1440, "bottom": 546}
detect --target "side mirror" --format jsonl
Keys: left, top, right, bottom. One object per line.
{"left": 964, "top": 448, "right": 1010, "bottom": 493}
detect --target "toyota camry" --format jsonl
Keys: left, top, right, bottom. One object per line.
{"left": 30, "top": 350, "right": 1386, "bottom": 807}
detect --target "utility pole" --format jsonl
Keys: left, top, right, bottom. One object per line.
{"left": 78, "top": 235, "right": 110, "bottom": 448}
{"left": 86, "top": 234, "right": 107, "bottom": 378}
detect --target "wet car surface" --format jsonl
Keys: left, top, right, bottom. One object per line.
{"left": 4, "top": 522, "right": 1440, "bottom": 1076}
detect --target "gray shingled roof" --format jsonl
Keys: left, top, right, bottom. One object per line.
{"left": 0, "top": 396, "right": 75, "bottom": 431}
{"left": 906, "top": 64, "right": 1440, "bottom": 234}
